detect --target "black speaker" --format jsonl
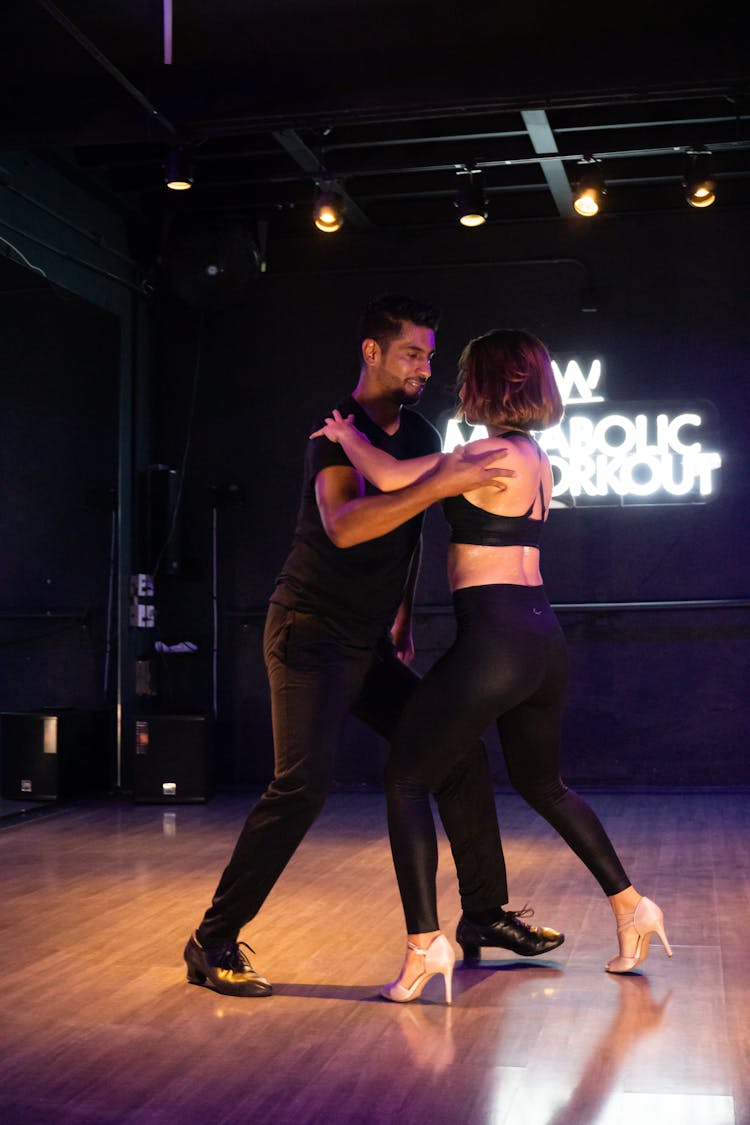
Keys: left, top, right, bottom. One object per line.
{"left": 132, "top": 714, "right": 214, "bottom": 803}
{"left": 0, "top": 711, "right": 110, "bottom": 802}
{"left": 138, "top": 464, "right": 181, "bottom": 576}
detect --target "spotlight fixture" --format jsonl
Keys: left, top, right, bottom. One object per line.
{"left": 164, "top": 148, "right": 193, "bottom": 191}
{"left": 313, "top": 184, "right": 345, "bottom": 233}
{"left": 572, "top": 158, "right": 606, "bottom": 217}
{"left": 683, "top": 149, "right": 716, "bottom": 209}
{"left": 456, "top": 168, "right": 487, "bottom": 227}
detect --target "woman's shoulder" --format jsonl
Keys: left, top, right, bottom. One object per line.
{"left": 462, "top": 434, "right": 512, "bottom": 454}
{"left": 459, "top": 431, "right": 550, "bottom": 513}
{"left": 464, "top": 432, "right": 541, "bottom": 461}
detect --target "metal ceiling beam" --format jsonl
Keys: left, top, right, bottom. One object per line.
{"left": 184, "top": 138, "right": 750, "bottom": 186}
{"left": 189, "top": 79, "right": 743, "bottom": 139}
{"left": 321, "top": 110, "right": 748, "bottom": 154}
{"left": 521, "top": 109, "right": 575, "bottom": 218}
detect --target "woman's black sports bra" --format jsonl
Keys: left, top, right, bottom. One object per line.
{"left": 442, "top": 432, "right": 547, "bottom": 548}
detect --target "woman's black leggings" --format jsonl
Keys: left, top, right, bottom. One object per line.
{"left": 385, "top": 584, "right": 631, "bottom": 933}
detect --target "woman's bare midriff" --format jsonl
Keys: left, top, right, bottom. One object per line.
{"left": 447, "top": 541, "right": 543, "bottom": 592}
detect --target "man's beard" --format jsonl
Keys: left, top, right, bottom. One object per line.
{"left": 394, "top": 384, "right": 424, "bottom": 406}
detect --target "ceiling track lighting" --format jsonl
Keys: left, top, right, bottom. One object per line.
{"left": 313, "top": 183, "right": 345, "bottom": 233}
{"left": 572, "top": 157, "right": 606, "bottom": 217}
{"left": 683, "top": 149, "right": 716, "bottom": 209}
{"left": 164, "top": 147, "right": 193, "bottom": 191}
{"left": 455, "top": 167, "right": 487, "bottom": 227}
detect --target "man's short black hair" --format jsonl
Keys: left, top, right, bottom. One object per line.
{"left": 358, "top": 293, "right": 440, "bottom": 352}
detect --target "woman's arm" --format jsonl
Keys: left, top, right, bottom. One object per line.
{"left": 310, "top": 409, "right": 441, "bottom": 490}
{"left": 314, "top": 449, "right": 511, "bottom": 548}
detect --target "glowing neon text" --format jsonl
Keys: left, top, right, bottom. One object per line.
{"left": 441, "top": 359, "right": 722, "bottom": 505}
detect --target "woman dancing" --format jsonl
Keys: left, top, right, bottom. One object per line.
{"left": 312, "top": 328, "right": 672, "bottom": 1003}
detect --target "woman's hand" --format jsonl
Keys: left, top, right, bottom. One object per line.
{"left": 309, "top": 408, "right": 370, "bottom": 445}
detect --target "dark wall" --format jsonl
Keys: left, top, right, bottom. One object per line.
{"left": 0, "top": 274, "right": 119, "bottom": 715}
{"left": 0, "top": 201, "right": 745, "bottom": 790}
{"left": 133, "top": 207, "right": 750, "bottom": 787}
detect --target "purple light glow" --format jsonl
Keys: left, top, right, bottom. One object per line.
{"left": 163, "top": 0, "right": 173, "bottom": 65}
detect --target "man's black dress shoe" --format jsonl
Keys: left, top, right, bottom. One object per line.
{"left": 184, "top": 932, "right": 272, "bottom": 996}
{"left": 456, "top": 908, "right": 564, "bottom": 961}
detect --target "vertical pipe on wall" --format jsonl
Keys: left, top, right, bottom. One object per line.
{"left": 115, "top": 292, "right": 151, "bottom": 791}
{"left": 115, "top": 303, "right": 134, "bottom": 791}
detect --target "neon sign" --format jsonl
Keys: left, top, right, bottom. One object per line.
{"left": 442, "top": 359, "right": 722, "bottom": 506}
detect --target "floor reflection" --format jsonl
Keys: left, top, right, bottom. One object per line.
{"left": 544, "top": 975, "right": 672, "bottom": 1125}
{"left": 395, "top": 1004, "right": 456, "bottom": 1072}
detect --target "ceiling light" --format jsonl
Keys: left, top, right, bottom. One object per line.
{"left": 683, "top": 150, "right": 716, "bottom": 209}
{"left": 164, "top": 148, "right": 193, "bottom": 191}
{"left": 572, "top": 159, "right": 606, "bottom": 217}
{"left": 313, "top": 185, "right": 345, "bottom": 232}
{"left": 456, "top": 169, "right": 487, "bottom": 227}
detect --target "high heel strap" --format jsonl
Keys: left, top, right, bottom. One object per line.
{"left": 615, "top": 911, "right": 636, "bottom": 933}
{"left": 381, "top": 934, "right": 455, "bottom": 1004}
{"left": 606, "top": 896, "right": 672, "bottom": 974}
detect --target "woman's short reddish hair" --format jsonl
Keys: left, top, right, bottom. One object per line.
{"left": 457, "top": 328, "right": 564, "bottom": 430}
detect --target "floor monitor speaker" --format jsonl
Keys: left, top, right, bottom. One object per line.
{"left": 133, "top": 714, "right": 214, "bottom": 803}
{"left": 0, "top": 711, "right": 110, "bottom": 802}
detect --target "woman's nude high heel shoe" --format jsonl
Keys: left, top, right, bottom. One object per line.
{"left": 380, "top": 934, "right": 455, "bottom": 1004}
{"left": 605, "top": 896, "right": 673, "bottom": 974}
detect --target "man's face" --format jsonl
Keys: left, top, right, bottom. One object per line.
{"left": 372, "top": 322, "right": 435, "bottom": 406}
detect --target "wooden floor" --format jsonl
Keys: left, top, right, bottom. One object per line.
{"left": 0, "top": 787, "right": 747, "bottom": 1125}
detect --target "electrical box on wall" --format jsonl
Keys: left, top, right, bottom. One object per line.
{"left": 129, "top": 572, "right": 155, "bottom": 628}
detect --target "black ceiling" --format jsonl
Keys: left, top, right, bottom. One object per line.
{"left": 3, "top": 1, "right": 750, "bottom": 251}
